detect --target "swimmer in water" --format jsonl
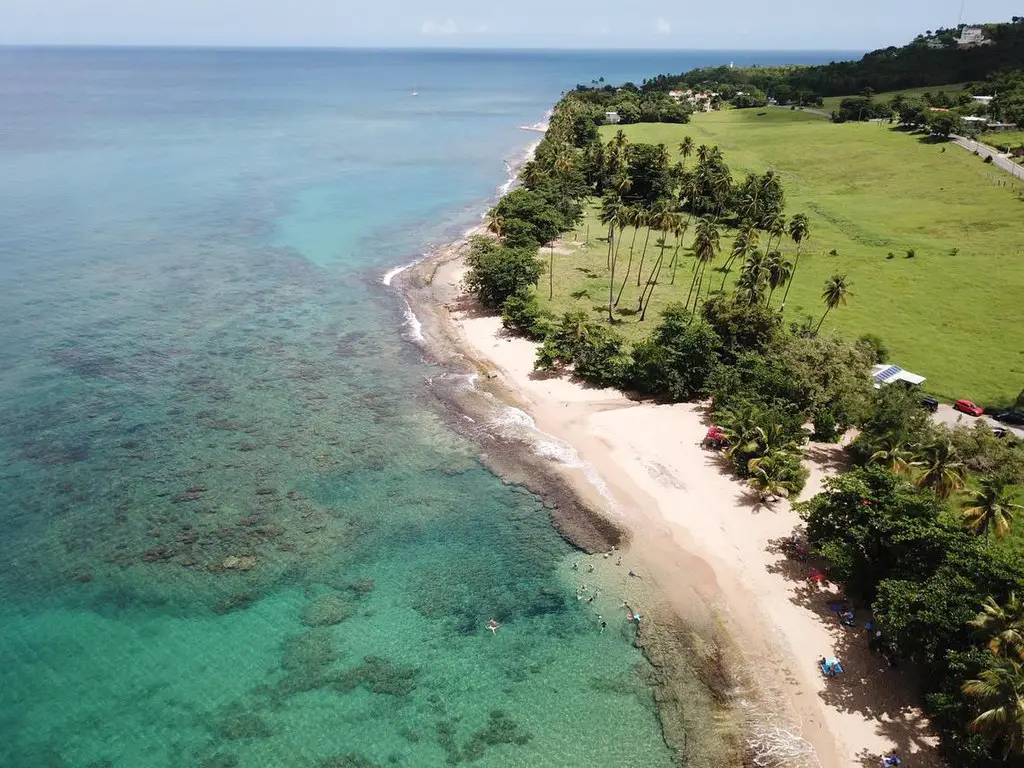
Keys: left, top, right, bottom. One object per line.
{"left": 486, "top": 619, "right": 500, "bottom": 634}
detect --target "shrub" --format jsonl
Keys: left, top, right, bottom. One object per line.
{"left": 857, "top": 333, "right": 889, "bottom": 364}
{"left": 630, "top": 304, "right": 722, "bottom": 401}
{"left": 464, "top": 237, "right": 544, "bottom": 310}
{"left": 501, "top": 291, "right": 551, "bottom": 340}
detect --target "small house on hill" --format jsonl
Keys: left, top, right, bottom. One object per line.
{"left": 605, "top": 111, "right": 621, "bottom": 124}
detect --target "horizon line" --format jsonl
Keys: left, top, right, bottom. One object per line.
{"left": 0, "top": 43, "right": 866, "bottom": 54}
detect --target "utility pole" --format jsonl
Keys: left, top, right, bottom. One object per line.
{"left": 549, "top": 244, "right": 554, "bottom": 300}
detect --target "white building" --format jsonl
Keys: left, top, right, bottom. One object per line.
{"left": 957, "top": 26, "right": 991, "bottom": 47}
{"left": 872, "top": 364, "right": 926, "bottom": 388}
{"left": 605, "top": 111, "right": 621, "bottom": 124}
{"left": 972, "top": 95, "right": 994, "bottom": 105}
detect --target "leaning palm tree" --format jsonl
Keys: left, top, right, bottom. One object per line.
{"left": 614, "top": 206, "right": 644, "bottom": 307}
{"left": 719, "top": 223, "right": 759, "bottom": 291}
{"left": 962, "top": 476, "right": 1022, "bottom": 542}
{"left": 962, "top": 654, "right": 1024, "bottom": 759}
{"left": 679, "top": 136, "right": 694, "bottom": 168}
{"left": 639, "top": 211, "right": 682, "bottom": 320}
{"left": 636, "top": 200, "right": 670, "bottom": 287}
{"left": 816, "top": 274, "right": 852, "bottom": 332}
{"left": 972, "top": 594, "right": 1024, "bottom": 660}
{"left": 686, "top": 217, "right": 720, "bottom": 312}
{"left": 765, "top": 250, "right": 794, "bottom": 306}
{"left": 913, "top": 439, "right": 966, "bottom": 500}
{"left": 780, "top": 213, "right": 810, "bottom": 312}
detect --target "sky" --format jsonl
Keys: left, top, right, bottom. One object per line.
{"left": 0, "top": 0, "right": 1019, "bottom": 49}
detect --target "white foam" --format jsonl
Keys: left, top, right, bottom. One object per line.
{"left": 497, "top": 138, "right": 542, "bottom": 197}
{"left": 402, "top": 300, "right": 424, "bottom": 342}
{"left": 382, "top": 256, "right": 425, "bottom": 286}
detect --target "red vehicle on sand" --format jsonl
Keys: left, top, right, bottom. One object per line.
{"left": 953, "top": 399, "right": 984, "bottom": 417}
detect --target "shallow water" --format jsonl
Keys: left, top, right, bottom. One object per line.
{"left": 0, "top": 47, "right": 846, "bottom": 767}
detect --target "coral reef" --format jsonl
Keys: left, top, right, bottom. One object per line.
{"left": 301, "top": 594, "right": 355, "bottom": 627}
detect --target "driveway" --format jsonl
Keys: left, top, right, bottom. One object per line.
{"left": 933, "top": 403, "right": 1024, "bottom": 440}
{"left": 951, "top": 135, "right": 1024, "bottom": 181}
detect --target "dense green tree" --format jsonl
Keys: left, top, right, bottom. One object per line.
{"left": 491, "top": 188, "right": 564, "bottom": 248}
{"left": 629, "top": 304, "right": 721, "bottom": 401}
{"left": 535, "top": 311, "right": 630, "bottom": 387}
{"left": 464, "top": 237, "right": 544, "bottom": 310}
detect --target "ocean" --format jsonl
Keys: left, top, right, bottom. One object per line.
{"left": 0, "top": 47, "right": 852, "bottom": 767}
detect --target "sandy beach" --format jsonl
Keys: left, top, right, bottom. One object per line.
{"left": 400, "top": 249, "right": 943, "bottom": 768}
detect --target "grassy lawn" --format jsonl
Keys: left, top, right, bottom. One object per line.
{"left": 538, "top": 108, "right": 1024, "bottom": 406}
{"left": 820, "top": 83, "right": 966, "bottom": 114}
{"left": 981, "top": 130, "right": 1024, "bottom": 150}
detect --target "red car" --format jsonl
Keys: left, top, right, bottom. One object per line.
{"left": 953, "top": 399, "right": 984, "bottom": 417}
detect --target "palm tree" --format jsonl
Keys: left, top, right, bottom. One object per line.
{"left": 913, "top": 439, "right": 966, "bottom": 500}
{"left": 696, "top": 143, "right": 711, "bottom": 166}
{"left": 867, "top": 437, "right": 917, "bottom": 476}
{"left": 679, "top": 136, "right": 694, "bottom": 168}
{"left": 599, "top": 193, "right": 621, "bottom": 269}
{"left": 636, "top": 200, "right": 669, "bottom": 287}
{"left": 614, "top": 206, "right": 643, "bottom": 307}
{"left": 686, "top": 217, "right": 720, "bottom": 312}
{"left": 639, "top": 211, "right": 680, "bottom": 320}
{"left": 816, "top": 274, "right": 851, "bottom": 333}
{"left": 765, "top": 250, "right": 794, "bottom": 305}
{"left": 962, "top": 476, "right": 1022, "bottom": 542}
{"left": 962, "top": 654, "right": 1024, "bottom": 758}
{"left": 747, "top": 451, "right": 801, "bottom": 503}
{"left": 485, "top": 208, "right": 505, "bottom": 238}
{"left": 971, "top": 594, "right": 1024, "bottom": 659}
{"left": 735, "top": 249, "right": 769, "bottom": 306}
{"left": 718, "top": 223, "right": 758, "bottom": 291}
{"left": 781, "top": 213, "right": 810, "bottom": 312}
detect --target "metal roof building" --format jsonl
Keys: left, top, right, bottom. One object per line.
{"left": 872, "top": 364, "right": 927, "bottom": 387}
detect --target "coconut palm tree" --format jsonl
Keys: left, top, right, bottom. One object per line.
{"left": 972, "top": 594, "right": 1024, "bottom": 659}
{"left": 962, "top": 654, "right": 1024, "bottom": 758}
{"left": 599, "top": 193, "right": 621, "bottom": 269}
{"left": 913, "top": 439, "right": 966, "bottom": 500}
{"left": 718, "top": 223, "right": 758, "bottom": 291}
{"left": 614, "top": 206, "right": 644, "bottom": 307}
{"left": 962, "top": 476, "right": 1022, "bottom": 542}
{"left": 686, "top": 217, "right": 720, "bottom": 312}
{"left": 867, "top": 436, "right": 917, "bottom": 476}
{"left": 816, "top": 274, "right": 851, "bottom": 332}
{"left": 485, "top": 208, "right": 505, "bottom": 238}
{"left": 781, "top": 213, "right": 810, "bottom": 312}
{"left": 679, "top": 136, "right": 694, "bottom": 168}
{"left": 636, "top": 200, "right": 670, "bottom": 287}
{"left": 747, "top": 450, "right": 801, "bottom": 503}
{"left": 639, "top": 211, "right": 681, "bottom": 320}
{"left": 735, "top": 250, "right": 769, "bottom": 306}
{"left": 765, "top": 250, "right": 794, "bottom": 305}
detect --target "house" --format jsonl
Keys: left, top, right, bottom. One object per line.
{"left": 962, "top": 115, "right": 989, "bottom": 125}
{"left": 872, "top": 364, "right": 926, "bottom": 388}
{"left": 972, "top": 95, "right": 994, "bottom": 105}
{"left": 957, "top": 26, "right": 991, "bottom": 47}
{"left": 605, "top": 111, "right": 621, "bottom": 124}
{"left": 926, "top": 38, "right": 945, "bottom": 49}
{"left": 986, "top": 122, "right": 1018, "bottom": 132}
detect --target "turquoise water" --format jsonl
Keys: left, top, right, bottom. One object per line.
{"left": 0, "top": 48, "right": 847, "bottom": 767}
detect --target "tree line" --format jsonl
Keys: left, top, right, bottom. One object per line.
{"left": 642, "top": 18, "right": 1024, "bottom": 106}
{"left": 465, "top": 84, "right": 1024, "bottom": 765}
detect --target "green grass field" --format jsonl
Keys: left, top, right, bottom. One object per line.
{"left": 981, "top": 130, "right": 1024, "bottom": 149}
{"left": 820, "top": 83, "right": 966, "bottom": 114}
{"left": 538, "top": 109, "right": 1024, "bottom": 406}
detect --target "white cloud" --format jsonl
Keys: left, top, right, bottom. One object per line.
{"left": 421, "top": 19, "right": 459, "bottom": 36}
{"left": 598, "top": 24, "right": 610, "bottom": 36}
{"left": 655, "top": 17, "right": 672, "bottom": 35}
{"left": 469, "top": 23, "right": 490, "bottom": 34}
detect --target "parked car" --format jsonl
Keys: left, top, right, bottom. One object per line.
{"left": 953, "top": 399, "right": 984, "bottom": 417}
{"left": 920, "top": 396, "right": 939, "bottom": 413}
{"left": 995, "top": 411, "right": 1024, "bottom": 426}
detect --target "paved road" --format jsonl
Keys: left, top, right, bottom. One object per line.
{"left": 951, "top": 135, "right": 1024, "bottom": 181}
{"left": 933, "top": 403, "right": 1024, "bottom": 440}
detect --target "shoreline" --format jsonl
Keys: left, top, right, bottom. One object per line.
{"left": 394, "top": 242, "right": 942, "bottom": 767}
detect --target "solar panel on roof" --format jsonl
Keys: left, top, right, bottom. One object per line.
{"left": 874, "top": 365, "right": 901, "bottom": 381}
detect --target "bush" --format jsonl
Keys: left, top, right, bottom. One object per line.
{"left": 629, "top": 304, "right": 721, "bottom": 401}
{"left": 501, "top": 291, "right": 551, "bottom": 340}
{"left": 464, "top": 237, "right": 544, "bottom": 310}
{"left": 857, "top": 333, "right": 889, "bottom": 364}
{"left": 535, "top": 312, "right": 630, "bottom": 388}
